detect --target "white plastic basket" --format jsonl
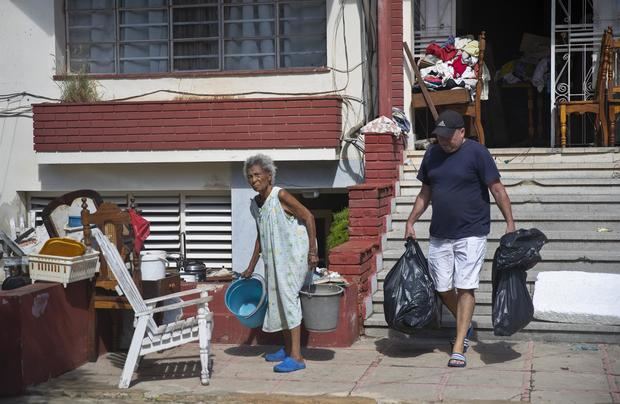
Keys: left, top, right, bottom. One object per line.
{"left": 29, "top": 251, "right": 100, "bottom": 287}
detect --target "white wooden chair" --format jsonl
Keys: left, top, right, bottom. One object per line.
{"left": 92, "top": 228, "right": 214, "bottom": 389}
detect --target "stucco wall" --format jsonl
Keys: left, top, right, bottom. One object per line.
{"left": 0, "top": 1, "right": 370, "bottom": 228}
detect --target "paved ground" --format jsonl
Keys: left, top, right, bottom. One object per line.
{"left": 4, "top": 336, "right": 620, "bottom": 403}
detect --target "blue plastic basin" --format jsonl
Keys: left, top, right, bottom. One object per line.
{"left": 225, "top": 275, "right": 267, "bottom": 329}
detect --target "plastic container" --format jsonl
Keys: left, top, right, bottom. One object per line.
{"left": 67, "top": 216, "right": 82, "bottom": 228}
{"left": 224, "top": 274, "right": 267, "bottom": 329}
{"left": 300, "top": 284, "right": 344, "bottom": 332}
{"left": 39, "top": 238, "right": 86, "bottom": 257}
{"left": 140, "top": 254, "right": 167, "bottom": 281}
{"left": 29, "top": 251, "right": 100, "bottom": 287}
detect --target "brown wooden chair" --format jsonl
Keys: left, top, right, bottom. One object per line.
{"left": 81, "top": 200, "right": 140, "bottom": 293}
{"left": 41, "top": 189, "right": 104, "bottom": 238}
{"left": 80, "top": 198, "right": 143, "bottom": 360}
{"left": 404, "top": 32, "right": 487, "bottom": 144}
{"left": 558, "top": 27, "right": 612, "bottom": 147}
{"left": 606, "top": 33, "right": 620, "bottom": 146}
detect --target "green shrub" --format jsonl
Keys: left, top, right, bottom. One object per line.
{"left": 59, "top": 71, "right": 100, "bottom": 103}
{"left": 327, "top": 207, "right": 349, "bottom": 251}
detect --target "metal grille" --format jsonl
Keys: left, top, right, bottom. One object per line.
{"left": 551, "top": 0, "right": 598, "bottom": 146}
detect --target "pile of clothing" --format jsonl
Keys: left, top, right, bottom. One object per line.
{"left": 415, "top": 35, "right": 489, "bottom": 100}
{"left": 495, "top": 33, "right": 550, "bottom": 93}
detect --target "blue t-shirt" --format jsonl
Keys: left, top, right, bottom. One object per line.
{"left": 417, "top": 140, "right": 500, "bottom": 239}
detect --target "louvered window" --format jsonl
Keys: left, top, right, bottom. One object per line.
{"left": 413, "top": 0, "right": 455, "bottom": 56}
{"left": 27, "top": 192, "right": 232, "bottom": 269}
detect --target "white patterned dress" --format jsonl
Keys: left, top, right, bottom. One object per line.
{"left": 250, "top": 186, "right": 309, "bottom": 332}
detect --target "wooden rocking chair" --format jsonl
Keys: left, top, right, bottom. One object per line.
{"left": 90, "top": 227, "right": 214, "bottom": 389}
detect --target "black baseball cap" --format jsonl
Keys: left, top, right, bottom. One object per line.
{"left": 431, "top": 110, "right": 465, "bottom": 137}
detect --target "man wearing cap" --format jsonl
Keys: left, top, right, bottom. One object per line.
{"left": 404, "top": 110, "right": 515, "bottom": 368}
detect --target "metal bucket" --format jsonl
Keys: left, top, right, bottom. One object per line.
{"left": 299, "top": 284, "right": 344, "bottom": 332}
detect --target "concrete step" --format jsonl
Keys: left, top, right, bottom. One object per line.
{"left": 380, "top": 248, "right": 620, "bottom": 264}
{"left": 390, "top": 219, "right": 619, "bottom": 232}
{"left": 377, "top": 250, "right": 620, "bottom": 290}
{"left": 402, "top": 164, "right": 620, "bottom": 180}
{"left": 404, "top": 147, "right": 620, "bottom": 164}
{"left": 382, "top": 230, "right": 620, "bottom": 252}
{"left": 398, "top": 178, "right": 620, "bottom": 196}
{"left": 394, "top": 193, "right": 620, "bottom": 204}
{"left": 372, "top": 290, "right": 494, "bottom": 315}
{"left": 363, "top": 313, "right": 620, "bottom": 343}
{"left": 391, "top": 207, "right": 620, "bottom": 223}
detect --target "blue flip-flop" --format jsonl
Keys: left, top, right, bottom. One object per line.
{"left": 273, "top": 357, "right": 306, "bottom": 373}
{"left": 265, "top": 347, "right": 287, "bottom": 362}
{"left": 450, "top": 324, "right": 474, "bottom": 353}
{"left": 448, "top": 352, "right": 467, "bottom": 368}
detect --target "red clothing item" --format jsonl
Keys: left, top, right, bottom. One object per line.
{"left": 450, "top": 56, "right": 468, "bottom": 78}
{"left": 128, "top": 208, "right": 150, "bottom": 254}
{"left": 425, "top": 43, "right": 457, "bottom": 62}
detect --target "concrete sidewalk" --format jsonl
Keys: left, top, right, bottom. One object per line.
{"left": 6, "top": 336, "right": 620, "bottom": 403}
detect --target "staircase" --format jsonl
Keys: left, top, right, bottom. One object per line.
{"left": 364, "top": 147, "right": 620, "bottom": 343}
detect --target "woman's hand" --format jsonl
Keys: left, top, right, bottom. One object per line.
{"left": 307, "top": 251, "right": 319, "bottom": 271}
{"left": 241, "top": 267, "right": 254, "bottom": 278}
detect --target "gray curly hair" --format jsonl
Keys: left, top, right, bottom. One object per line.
{"left": 244, "top": 153, "right": 277, "bottom": 183}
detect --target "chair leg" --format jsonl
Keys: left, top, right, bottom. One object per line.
{"left": 600, "top": 108, "right": 610, "bottom": 147}
{"left": 474, "top": 118, "right": 485, "bottom": 145}
{"left": 119, "top": 316, "right": 148, "bottom": 389}
{"left": 611, "top": 110, "right": 617, "bottom": 147}
{"left": 198, "top": 303, "right": 213, "bottom": 386}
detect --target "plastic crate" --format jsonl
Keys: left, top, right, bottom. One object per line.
{"left": 29, "top": 251, "right": 100, "bottom": 287}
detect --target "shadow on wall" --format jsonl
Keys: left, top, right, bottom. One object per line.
{"left": 10, "top": 0, "right": 55, "bottom": 36}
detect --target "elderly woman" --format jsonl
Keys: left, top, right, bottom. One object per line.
{"left": 241, "top": 153, "right": 318, "bottom": 373}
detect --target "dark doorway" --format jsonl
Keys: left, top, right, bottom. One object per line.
{"left": 457, "top": 0, "right": 552, "bottom": 147}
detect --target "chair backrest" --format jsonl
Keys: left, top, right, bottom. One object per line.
{"left": 41, "top": 189, "right": 104, "bottom": 238}
{"left": 81, "top": 200, "right": 138, "bottom": 285}
{"left": 606, "top": 30, "right": 620, "bottom": 100}
{"left": 594, "top": 27, "right": 613, "bottom": 99}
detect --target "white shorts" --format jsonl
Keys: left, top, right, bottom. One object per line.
{"left": 428, "top": 236, "right": 487, "bottom": 292}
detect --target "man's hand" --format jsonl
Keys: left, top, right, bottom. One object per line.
{"left": 241, "top": 267, "right": 254, "bottom": 278}
{"left": 404, "top": 221, "right": 416, "bottom": 240}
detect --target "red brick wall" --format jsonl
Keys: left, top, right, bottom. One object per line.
{"left": 180, "top": 282, "right": 359, "bottom": 348}
{"left": 364, "top": 132, "right": 405, "bottom": 182}
{"left": 325, "top": 131, "right": 404, "bottom": 338}
{"left": 391, "top": 0, "right": 404, "bottom": 110}
{"left": 32, "top": 97, "right": 342, "bottom": 152}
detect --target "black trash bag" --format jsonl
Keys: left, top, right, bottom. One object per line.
{"left": 383, "top": 238, "right": 436, "bottom": 334}
{"left": 492, "top": 228, "right": 547, "bottom": 336}
{"left": 494, "top": 228, "right": 548, "bottom": 272}
{"left": 492, "top": 264, "right": 533, "bottom": 336}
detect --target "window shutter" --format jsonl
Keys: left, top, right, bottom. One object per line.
{"left": 132, "top": 195, "right": 181, "bottom": 253}
{"left": 27, "top": 192, "right": 232, "bottom": 269}
{"left": 184, "top": 194, "right": 232, "bottom": 269}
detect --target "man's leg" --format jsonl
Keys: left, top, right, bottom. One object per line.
{"left": 438, "top": 289, "right": 458, "bottom": 317}
{"left": 452, "top": 288, "right": 475, "bottom": 354}
{"left": 451, "top": 236, "right": 486, "bottom": 355}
